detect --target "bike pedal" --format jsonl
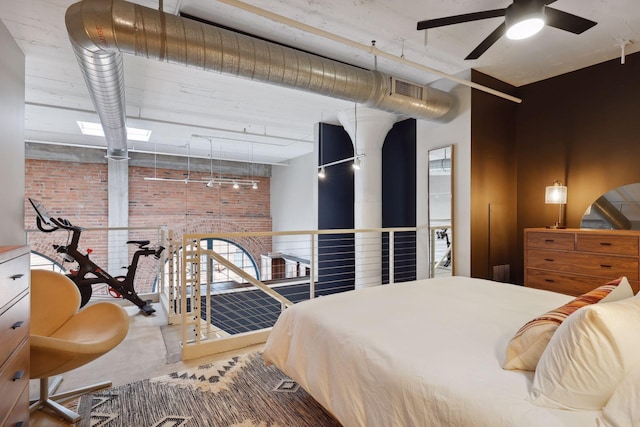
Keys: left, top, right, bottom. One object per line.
{"left": 141, "top": 304, "right": 156, "bottom": 315}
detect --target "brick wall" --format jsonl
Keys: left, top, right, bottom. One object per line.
{"left": 25, "top": 159, "right": 273, "bottom": 295}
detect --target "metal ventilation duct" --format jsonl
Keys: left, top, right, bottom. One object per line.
{"left": 429, "top": 158, "right": 452, "bottom": 172}
{"left": 591, "top": 196, "right": 632, "bottom": 230}
{"left": 65, "top": 0, "right": 455, "bottom": 159}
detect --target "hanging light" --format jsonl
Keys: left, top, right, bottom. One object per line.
{"left": 318, "top": 114, "right": 326, "bottom": 179}
{"left": 252, "top": 181, "right": 258, "bottom": 189}
{"left": 233, "top": 181, "right": 239, "bottom": 189}
{"left": 352, "top": 103, "right": 361, "bottom": 171}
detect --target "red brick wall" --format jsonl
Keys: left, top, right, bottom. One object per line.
{"left": 25, "top": 159, "right": 272, "bottom": 295}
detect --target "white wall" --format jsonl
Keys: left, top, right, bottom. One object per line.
{"left": 417, "top": 71, "right": 472, "bottom": 278}
{"left": 271, "top": 82, "right": 472, "bottom": 277}
{"left": 271, "top": 151, "right": 317, "bottom": 232}
{"left": 0, "top": 21, "right": 26, "bottom": 245}
{"left": 270, "top": 136, "right": 318, "bottom": 258}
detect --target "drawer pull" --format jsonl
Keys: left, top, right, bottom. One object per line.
{"left": 544, "top": 239, "right": 555, "bottom": 243}
{"left": 544, "top": 258, "right": 554, "bottom": 262}
{"left": 544, "top": 279, "right": 555, "bottom": 283}
{"left": 12, "top": 370, "right": 24, "bottom": 381}
{"left": 9, "top": 274, "right": 24, "bottom": 280}
{"left": 600, "top": 242, "right": 612, "bottom": 246}
{"left": 11, "top": 321, "right": 24, "bottom": 329}
{"left": 600, "top": 264, "right": 613, "bottom": 269}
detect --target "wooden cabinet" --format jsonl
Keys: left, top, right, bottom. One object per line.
{"left": 0, "top": 246, "right": 30, "bottom": 427}
{"left": 260, "top": 254, "right": 285, "bottom": 281}
{"left": 524, "top": 229, "right": 640, "bottom": 296}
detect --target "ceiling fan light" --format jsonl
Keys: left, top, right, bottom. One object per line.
{"left": 506, "top": 17, "right": 545, "bottom": 40}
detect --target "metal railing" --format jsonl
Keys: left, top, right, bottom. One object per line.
{"left": 26, "top": 224, "right": 424, "bottom": 360}
{"left": 178, "top": 227, "right": 421, "bottom": 360}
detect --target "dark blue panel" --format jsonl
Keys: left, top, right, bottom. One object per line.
{"left": 318, "top": 123, "right": 356, "bottom": 293}
{"left": 382, "top": 119, "right": 417, "bottom": 283}
{"left": 318, "top": 123, "right": 354, "bottom": 230}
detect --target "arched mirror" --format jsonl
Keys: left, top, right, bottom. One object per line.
{"left": 428, "top": 145, "right": 453, "bottom": 277}
{"left": 581, "top": 183, "right": 640, "bottom": 230}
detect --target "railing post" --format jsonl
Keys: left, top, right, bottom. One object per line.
{"left": 310, "top": 232, "right": 316, "bottom": 299}
{"left": 389, "top": 231, "right": 394, "bottom": 285}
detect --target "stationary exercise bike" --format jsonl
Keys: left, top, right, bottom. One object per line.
{"left": 29, "top": 198, "right": 163, "bottom": 315}
{"left": 436, "top": 228, "right": 452, "bottom": 268}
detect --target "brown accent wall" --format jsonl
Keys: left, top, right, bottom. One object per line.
{"left": 514, "top": 51, "right": 640, "bottom": 282}
{"left": 470, "top": 70, "right": 518, "bottom": 280}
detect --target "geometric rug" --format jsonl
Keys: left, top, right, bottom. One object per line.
{"left": 76, "top": 352, "right": 342, "bottom": 426}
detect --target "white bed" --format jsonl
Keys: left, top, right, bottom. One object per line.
{"left": 263, "top": 276, "right": 601, "bottom": 427}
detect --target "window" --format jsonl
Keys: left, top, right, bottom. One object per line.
{"left": 202, "top": 238, "right": 259, "bottom": 284}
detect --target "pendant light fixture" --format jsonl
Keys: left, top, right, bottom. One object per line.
{"left": 318, "top": 113, "right": 326, "bottom": 179}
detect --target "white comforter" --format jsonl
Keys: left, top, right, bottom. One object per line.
{"left": 263, "top": 276, "right": 600, "bottom": 427}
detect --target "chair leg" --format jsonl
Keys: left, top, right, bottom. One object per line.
{"left": 51, "top": 379, "right": 112, "bottom": 401}
{"left": 29, "top": 376, "right": 112, "bottom": 423}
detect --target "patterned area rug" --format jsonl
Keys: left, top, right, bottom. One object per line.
{"left": 76, "top": 352, "right": 342, "bottom": 427}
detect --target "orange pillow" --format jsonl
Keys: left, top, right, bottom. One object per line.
{"left": 503, "top": 277, "right": 633, "bottom": 371}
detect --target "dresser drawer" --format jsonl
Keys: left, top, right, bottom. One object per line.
{"left": 527, "top": 248, "right": 639, "bottom": 281}
{"left": 1, "top": 384, "right": 29, "bottom": 427}
{"left": 0, "top": 340, "right": 29, "bottom": 422}
{"left": 0, "top": 252, "right": 29, "bottom": 308}
{"left": 526, "top": 231, "right": 575, "bottom": 251}
{"left": 0, "top": 295, "right": 29, "bottom": 366}
{"left": 576, "top": 233, "right": 639, "bottom": 256}
{"left": 525, "top": 268, "right": 638, "bottom": 296}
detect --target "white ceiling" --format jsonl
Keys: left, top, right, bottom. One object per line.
{"left": 1, "top": 0, "right": 639, "bottom": 165}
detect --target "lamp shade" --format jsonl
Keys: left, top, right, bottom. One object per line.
{"left": 545, "top": 181, "right": 567, "bottom": 204}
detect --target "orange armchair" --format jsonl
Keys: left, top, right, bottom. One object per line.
{"left": 29, "top": 269, "right": 130, "bottom": 422}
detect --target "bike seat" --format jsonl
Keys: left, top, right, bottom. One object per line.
{"left": 126, "top": 240, "right": 150, "bottom": 247}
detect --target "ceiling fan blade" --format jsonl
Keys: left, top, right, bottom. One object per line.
{"left": 544, "top": 7, "right": 597, "bottom": 34}
{"left": 465, "top": 22, "right": 506, "bottom": 60}
{"left": 417, "top": 8, "right": 505, "bottom": 30}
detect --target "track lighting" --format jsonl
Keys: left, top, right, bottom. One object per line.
{"left": 317, "top": 155, "right": 365, "bottom": 177}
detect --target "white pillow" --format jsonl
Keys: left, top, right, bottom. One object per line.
{"left": 598, "top": 363, "right": 640, "bottom": 427}
{"left": 530, "top": 292, "right": 640, "bottom": 411}
{"left": 504, "top": 277, "right": 633, "bottom": 371}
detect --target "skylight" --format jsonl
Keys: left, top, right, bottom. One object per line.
{"left": 77, "top": 121, "right": 152, "bottom": 142}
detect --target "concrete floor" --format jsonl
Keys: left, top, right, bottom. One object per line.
{"left": 29, "top": 302, "right": 262, "bottom": 426}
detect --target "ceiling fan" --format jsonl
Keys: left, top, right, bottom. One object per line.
{"left": 417, "top": 0, "right": 597, "bottom": 60}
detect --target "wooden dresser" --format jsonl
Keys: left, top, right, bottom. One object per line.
{"left": 524, "top": 228, "right": 640, "bottom": 296}
{"left": 0, "top": 246, "right": 30, "bottom": 427}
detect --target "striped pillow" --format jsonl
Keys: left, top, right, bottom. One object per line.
{"left": 503, "top": 277, "right": 633, "bottom": 371}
